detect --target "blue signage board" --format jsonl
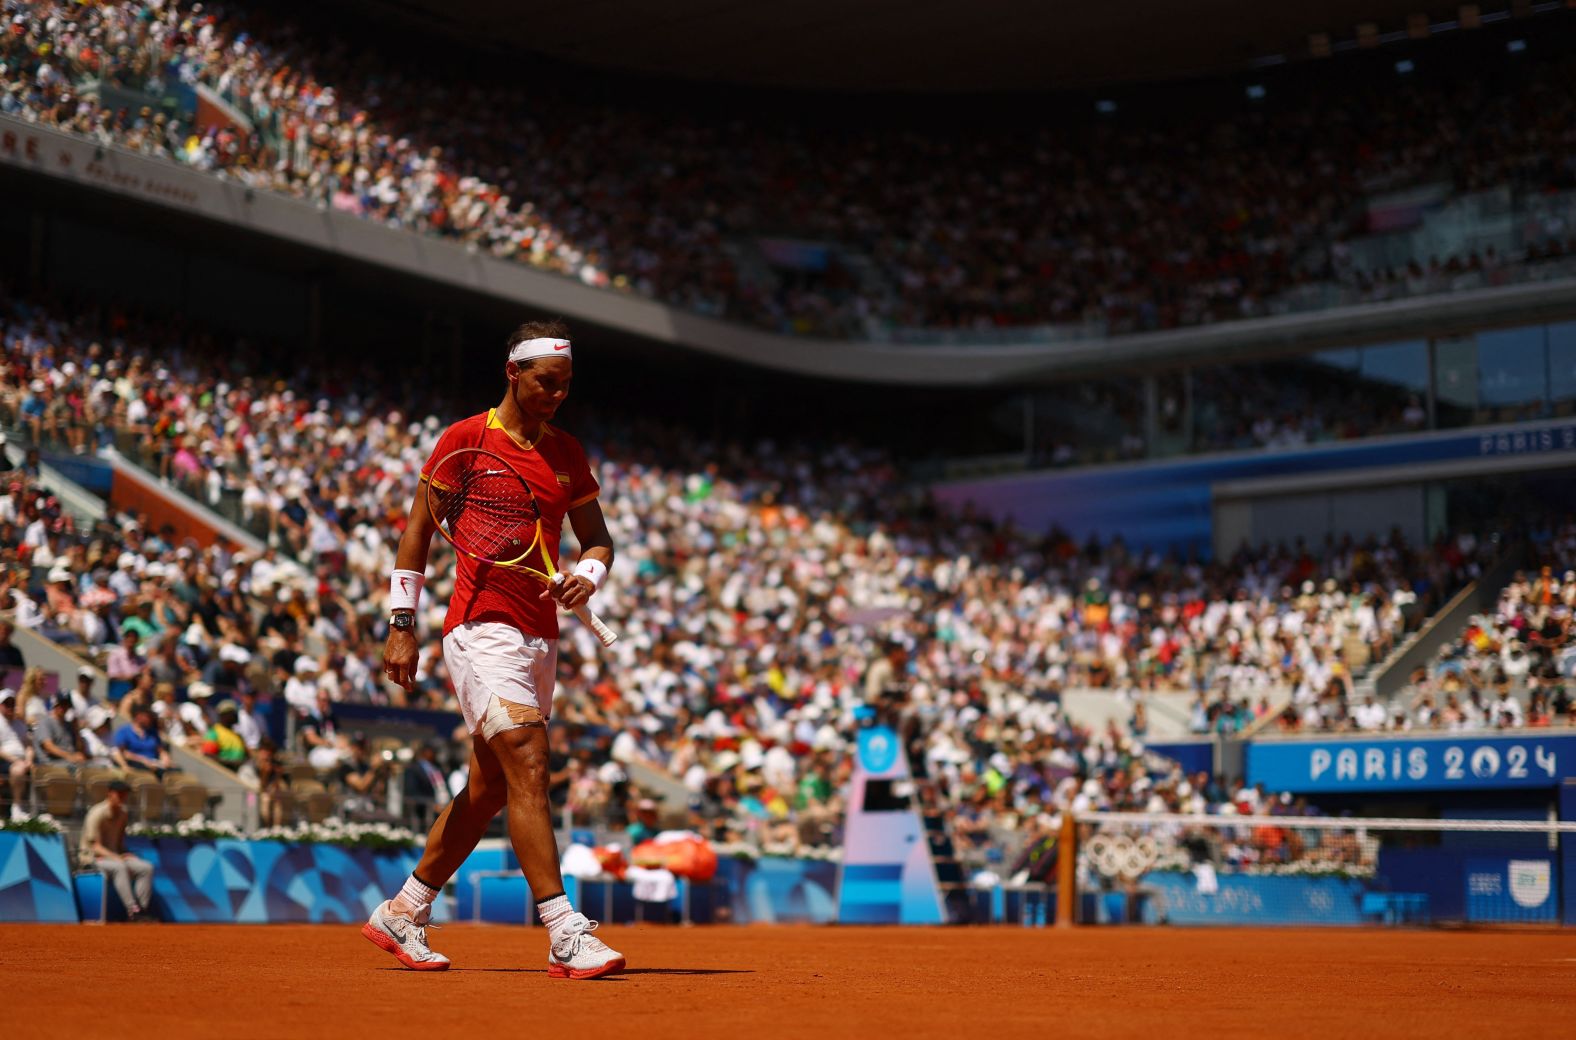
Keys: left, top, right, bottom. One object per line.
{"left": 1135, "top": 872, "right": 1367, "bottom": 926}
{"left": 1465, "top": 857, "right": 1558, "bottom": 924}
{"left": 934, "top": 416, "right": 1576, "bottom": 554}
{"left": 856, "top": 726, "right": 901, "bottom": 775}
{"left": 1246, "top": 734, "right": 1576, "bottom": 793}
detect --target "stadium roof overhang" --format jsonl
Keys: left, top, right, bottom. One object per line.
{"left": 350, "top": 0, "right": 1451, "bottom": 91}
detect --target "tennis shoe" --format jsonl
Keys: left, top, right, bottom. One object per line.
{"left": 362, "top": 900, "right": 450, "bottom": 971}
{"left": 547, "top": 913, "right": 625, "bottom": 979}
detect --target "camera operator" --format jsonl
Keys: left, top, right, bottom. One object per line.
{"left": 337, "top": 732, "right": 392, "bottom": 819}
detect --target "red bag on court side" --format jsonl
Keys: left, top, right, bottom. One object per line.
{"left": 594, "top": 845, "right": 629, "bottom": 880}
{"left": 630, "top": 835, "right": 718, "bottom": 882}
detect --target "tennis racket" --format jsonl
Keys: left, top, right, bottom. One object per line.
{"left": 425, "top": 446, "right": 618, "bottom": 646}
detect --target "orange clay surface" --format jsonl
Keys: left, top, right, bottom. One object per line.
{"left": 6, "top": 924, "right": 1574, "bottom": 1039}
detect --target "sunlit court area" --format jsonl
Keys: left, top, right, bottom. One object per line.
{"left": 2, "top": 2, "right": 1575, "bottom": 1037}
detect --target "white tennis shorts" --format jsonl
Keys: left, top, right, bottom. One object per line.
{"left": 442, "top": 621, "right": 557, "bottom": 738}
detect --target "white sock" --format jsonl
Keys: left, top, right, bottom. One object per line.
{"left": 537, "top": 893, "right": 573, "bottom": 937}
{"left": 391, "top": 875, "right": 439, "bottom": 919}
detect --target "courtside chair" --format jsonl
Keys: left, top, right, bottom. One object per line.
{"left": 35, "top": 774, "right": 81, "bottom": 817}
{"left": 163, "top": 775, "right": 210, "bottom": 821}
{"left": 285, "top": 761, "right": 318, "bottom": 785}
{"left": 80, "top": 767, "right": 124, "bottom": 806}
{"left": 125, "top": 773, "right": 166, "bottom": 822}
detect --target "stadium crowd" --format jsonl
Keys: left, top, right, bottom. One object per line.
{"left": 5, "top": 1, "right": 1576, "bottom": 339}
{"left": 1274, "top": 537, "right": 1576, "bottom": 733}
{"left": 0, "top": 285, "right": 1549, "bottom": 865}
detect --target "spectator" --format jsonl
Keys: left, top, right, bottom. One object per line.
{"left": 627, "top": 798, "right": 660, "bottom": 845}
{"left": 0, "top": 689, "right": 33, "bottom": 819}
{"left": 67, "top": 668, "right": 97, "bottom": 718}
{"left": 80, "top": 704, "right": 117, "bottom": 767}
{"left": 298, "top": 688, "right": 346, "bottom": 772}
{"left": 80, "top": 779, "right": 157, "bottom": 922}
{"left": 33, "top": 693, "right": 85, "bottom": 767}
{"left": 1352, "top": 694, "right": 1388, "bottom": 732}
{"left": 244, "top": 738, "right": 291, "bottom": 828}
{"left": 104, "top": 629, "right": 145, "bottom": 682}
{"left": 234, "top": 688, "right": 267, "bottom": 751}
{"left": 401, "top": 743, "right": 450, "bottom": 828}
{"left": 1491, "top": 684, "right": 1525, "bottom": 727}
{"left": 201, "top": 701, "right": 248, "bottom": 771}
{"left": 336, "top": 734, "right": 389, "bottom": 818}
{"left": 112, "top": 705, "right": 172, "bottom": 777}
{"left": 119, "top": 598, "right": 162, "bottom": 651}
{"left": 204, "top": 644, "right": 254, "bottom": 700}
{"left": 283, "top": 655, "right": 321, "bottom": 714}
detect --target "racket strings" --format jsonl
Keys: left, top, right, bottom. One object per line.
{"left": 430, "top": 458, "right": 541, "bottom": 561}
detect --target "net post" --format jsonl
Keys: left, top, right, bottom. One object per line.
{"left": 1055, "top": 810, "right": 1078, "bottom": 928}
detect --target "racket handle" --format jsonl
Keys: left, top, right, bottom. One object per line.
{"left": 573, "top": 604, "right": 619, "bottom": 647}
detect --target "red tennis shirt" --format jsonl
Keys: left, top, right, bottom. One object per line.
{"left": 420, "top": 409, "right": 600, "bottom": 639}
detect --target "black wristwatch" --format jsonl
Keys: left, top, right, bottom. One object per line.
{"left": 388, "top": 612, "right": 416, "bottom": 631}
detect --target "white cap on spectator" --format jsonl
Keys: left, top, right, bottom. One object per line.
{"left": 77, "top": 666, "right": 95, "bottom": 681}
{"left": 218, "top": 644, "right": 251, "bottom": 665}
{"left": 47, "top": 565, "right": 73, "bottom": 584}
{"left": 0, "top": 688, "right": 14, "bottom": 705}
{"left": 295, "top": 656, "right": 319, "bottom": 675}
{"left": 187, "top": 681, "right": 215, "bottom": 700}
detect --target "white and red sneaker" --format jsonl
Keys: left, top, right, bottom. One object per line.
{"left": 362, "top": 901, "right": 451, "bottom": 971}
{"left": 547, "top": 913, "right": 625, "bottom": 979}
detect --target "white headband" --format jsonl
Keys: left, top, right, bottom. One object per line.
{"left": 508, "top": 337, "right": 572, "bottom": 363}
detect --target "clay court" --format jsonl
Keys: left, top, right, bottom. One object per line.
{"left": 9, "top": 925, "right": 1573, "bottom": 1039}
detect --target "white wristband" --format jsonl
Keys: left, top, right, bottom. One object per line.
{"left": 572, "top": 558, "right": 607, "bottom": 591}
{"left": 389, "top": 569, "right": 425, "bottom": 611}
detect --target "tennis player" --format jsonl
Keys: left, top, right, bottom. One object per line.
{"left": 361, "top": 320, "right": 625, "bottom": 979}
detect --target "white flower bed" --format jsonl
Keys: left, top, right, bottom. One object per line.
{"left": 714, "top": 841, "right": 842, "bottom": 863}
{"left": 129, "top": 815, "right": 421, "bottom": 849}
{"left": 0, "top": 813, "right": 63, "bottom": 835}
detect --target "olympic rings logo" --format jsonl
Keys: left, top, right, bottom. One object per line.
{"left": 1083, "top": 833, "right": 1162, "bottom": 878}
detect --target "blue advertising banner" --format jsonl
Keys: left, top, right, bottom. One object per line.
{"left": 39, "top": 450, "right": 114, "bottom": 495}
{"left": 1246, "top": 734, "right": 1576, "bottom": 793}
{"left": 0, "top": 831, "right": 79, "bottom": 923}
{"left": 1465, "top": 857, "right": 1558, "bottom": 923}
{"left": 1136, "top": 872, "right": 1368, "bottom": 926}
{"left": 725, "top": 855, "right": 839, "bottom": 924}
{"left": 128, "top": 838, "right": 424, "bottom": 923}
{"left": 934, "top": 417, "right": 1576, "bottom": 553}
{"left": 1147, "top": 740, "right": 1214, "bottom": 778}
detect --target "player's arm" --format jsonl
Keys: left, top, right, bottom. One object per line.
{"left": 550, "top": 498, "right": 614, "bottom": 609}
{"left": 384, "top": 480, "right": 439, "bottom": 691}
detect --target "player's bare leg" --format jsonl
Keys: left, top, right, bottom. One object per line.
{"left": 491, "top": 715, "right": 626, "bottom": 979}
{"left": 362, "top": 735, "right": 507, "bottom": 970}
{"left": 404, "top": 735, "right": 509, "bottom": 895}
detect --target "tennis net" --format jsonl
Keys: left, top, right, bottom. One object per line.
{"left": 1068, "top": 810, "right": 1572, "bottom": 926}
